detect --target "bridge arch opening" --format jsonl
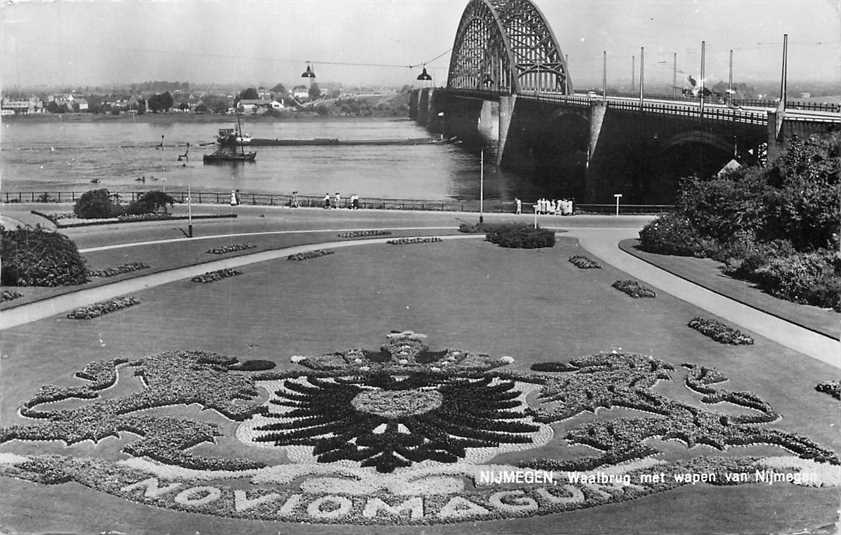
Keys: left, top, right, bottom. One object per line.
{"left": 648, "top": 131, "right": 735, "bottom": 203}
{"left": 529, "top": 111, "right": 590, "bottom": 199}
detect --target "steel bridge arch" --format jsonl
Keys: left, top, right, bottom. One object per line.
{"left": 447, "top": 0, "right": 572, "bottom": 95}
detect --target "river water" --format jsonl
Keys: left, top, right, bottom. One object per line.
{"left": 1, "top": 118, "right": 541, "bottom": 201}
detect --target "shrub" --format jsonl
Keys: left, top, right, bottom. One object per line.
{"left": 74, "top": 189, "right": 124, "bottom": 219}
{"left": 638, "top": 212, "right": 702, "bottom": 256}
{"left": 750, "top": 250, "right": 841, "bottom": 311}
{"left": 688, "top": 317, "right": 754, "bottom": 345}
{"left": 612, "top": 280, "right": 656, "bottom": 298}
{"left": 125, "top": 191, "right": 175, "bottom": 216}
{"left": 485, "top": 224, "right": 555, "bottom": 249}
{"left": 1, "top": 289, "right": 23, "bottom": 302}
{"left": 1, "top": 227, "right": 89, "bottom": 286}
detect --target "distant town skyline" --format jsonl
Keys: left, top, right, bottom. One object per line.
{"left": 2, "top": 0, "right": 840, "bottom": 90}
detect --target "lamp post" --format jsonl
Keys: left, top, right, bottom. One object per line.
{"left": 639, "top": 46, "right": 645, "bottom": 107}
{"left": 614, "top": 193, "right": 622, "bottom": 216}
{"left": 479, "top": 149, "right": 484, "bottom": 224}
{"left": 187, "top": 184, "right": 193, "bottom": 238}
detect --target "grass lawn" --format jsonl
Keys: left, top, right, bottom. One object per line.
{"left": 619, "top": 238, "right": 840, "bottom": 340}
{"left": 1, "top": 237, "right": 839, "bottom": 533}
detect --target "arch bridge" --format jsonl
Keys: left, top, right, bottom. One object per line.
{"left": 409, "top": 0, "right": 841, "bottom": 203}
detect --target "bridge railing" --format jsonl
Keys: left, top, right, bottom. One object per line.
{"left": 526, "top": 92, "right": 768, "bottom": 125}
{"left": 732, "top": 99, "right": 841, "bottom": 113}
{"left": 2, "top": 190, "right": 674, "bottom": 216}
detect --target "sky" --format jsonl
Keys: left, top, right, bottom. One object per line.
{"left": 1, "top": 0, "right": 840, "bottom": 90}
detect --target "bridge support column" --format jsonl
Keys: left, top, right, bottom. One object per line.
{"left": 497, "top": 95, "right": 516, "bottom": 166}
{"left": 587, "top": 101, "right": 607, "bottom": 168}
{"left": 767, "top": 110, "right": 784, "bottom": 163}
{"left": 408, "top": 89, "right": 420, "bottom": 120}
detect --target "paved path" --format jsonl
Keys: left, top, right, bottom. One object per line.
{"left": 562, "top": 227, "right": 840, "bottom": 368}
{"left": 0, "top": 234, "right": 483, "bottom": 331}
{"left": 3, "top": 220, "right": 838, "bottom": 369}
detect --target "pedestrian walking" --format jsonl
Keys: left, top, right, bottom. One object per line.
{"left": 323, "top": 193, "right": 331, "bottom": 209}
{"left": 351, "top": 194, "right": 359, "bottom": 210}
{"left": 291, "top": 191, "right": 299, "bottom": 208}
{"left": 515, "top": 197, "right": 522, "bottom": 214}
{"left": 334, "top": 192, "right": 341, "bottom": 209}
{"left": 230, "top": 189, "right": 238, "bottom": 206}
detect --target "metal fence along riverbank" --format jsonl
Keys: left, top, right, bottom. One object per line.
{"left": 1, "top": 191, "right": 674, "bottom": 215}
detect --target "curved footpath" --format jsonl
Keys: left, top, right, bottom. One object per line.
{"left": 1, "top": 210, "right": 838, "bottom": 369}
{"left": 560, "top": 227, "right": 840, "bottom": 368}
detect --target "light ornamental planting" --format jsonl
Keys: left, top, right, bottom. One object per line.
{"left": 1, "top": 332, "right": 838, "bottom": 525}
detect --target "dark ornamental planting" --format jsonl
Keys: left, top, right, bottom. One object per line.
{"left": 816, "top": 380, "right": 841, "bottom": 400}
{"left": 612, "top": 279, "right": 656, "bottom": 298}
{"left": 191, "top": 268, "right": 242, "bottom": 284}
{"left": 688, "top": 317, "right": 754, "bottom": 345}
{"left": 66, "top": 296, "right": 139, "bottom": 319}
{"left": 386, "top": 237, "right": 443, "bottom": 245}
{"left": 568, "top": 255, "right": 601, "bottom": 269}
{"left": 485, "top": 225, "right": 555, "bottom": 249}
{"left": 88, "top": 262, "right": 150, "bottom": 278}
{"left": 337, "top": 230, "right": 392, "bottom": 239}
{"left": 206, "top": 243, "right": 256, "bottom": 255}
{"left": 255, "top": 373, "right": 537, "bottom": 473}
{"left": 287, "top": 250, "right": 334, "bottom": 261}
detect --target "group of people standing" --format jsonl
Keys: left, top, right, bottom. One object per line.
{"left": 323, "top": 192, "right": 360, "bottom": 210}
{"left": 532, "top": 198, "right": 574, "bottom": 216}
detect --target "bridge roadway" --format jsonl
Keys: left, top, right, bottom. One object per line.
{"left": 453, "top": 88, "right": 841, "bottom": 125}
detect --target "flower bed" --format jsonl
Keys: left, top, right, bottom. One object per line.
{"left": 337, "top": 230, "right": 392, "bottom": 239}
{"left": 568, "top": 255, "right": 601, "bottom": 269}
{"left": 485, "top": 225, "right": 555, "bottom": 249}
{"left": 816, "top": 381, "right": 841, "bottom": 400}
{"left": 611, "top": 280, "right": 656, "bottom": 298}
{"left": 1, "top": 289, "right": 23, "bottom": 302}
{"left": 688, "top": 317, "right": 754, "bottom": 345}
{"left": 386, "top": 237, "right": 443, "bottom": 245}
{"left": 287, "top": 250, "right": 334, "bottom": 261}
{"left": 88, "top": 262, "right": 150, "bottom": 278}
{"left": 206, "top": 243, "right": 256, "bottom": 255}
{"left": 66, "top": 296, "right": 139, "bottom": 319}
{"left": 191, "top": 269, "right": 242, "bottom": 284}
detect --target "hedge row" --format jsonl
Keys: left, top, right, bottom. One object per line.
{"left": 485, "top": 225, "right": 555, "bottom": 249}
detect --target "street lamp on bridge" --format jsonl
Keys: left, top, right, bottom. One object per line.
{"left": 416, "top": 65, "right": 432, "bottom": 81}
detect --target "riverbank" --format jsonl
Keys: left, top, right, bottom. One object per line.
{"left": 1, "top": 112, "right": 412, "bottom": 124}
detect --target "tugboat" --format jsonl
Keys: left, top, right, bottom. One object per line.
{"left": 204, "top": 115, "right": 256, "bottom": 164}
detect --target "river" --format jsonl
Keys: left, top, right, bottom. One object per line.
{"left": 1, "top": 117, "right": 545, "bottom": 201}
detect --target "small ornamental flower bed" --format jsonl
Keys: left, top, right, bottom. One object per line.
{"left": 287, "top": 249, "right": 334, "bottom": 261}
{"left": 88, "top": 262, "right": 150, "bottom": 278}
{"left": 485, "top": 225, "right": 555, "bottom": 249}
{"left": 386, "top": 237, "right": 443, "bottom": 245}
{"left": 337, "top": 230, "right": 392, "bottom": 239}
{"left": 1, "top": 289, "right": 23, "bottom": 302}
{"left": 191, "top": 269, "right": 242, "bottom": 284}
{"left": 66, "top": 296, "right": 139, "bottom": 319}
{"left": 688, "top": 317, "right": 754, "bottom": 345}
{"left": 568, "top": 255, "right": 601, "bottom": 269}
{"left": 206, "top": 243, "right": 256, "bottom": 255}
{"left": 612, "top": 279, "right": 656, "bottom": 298}
{"left": 816, "top": 381, "right": 841, "bottom": 400}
